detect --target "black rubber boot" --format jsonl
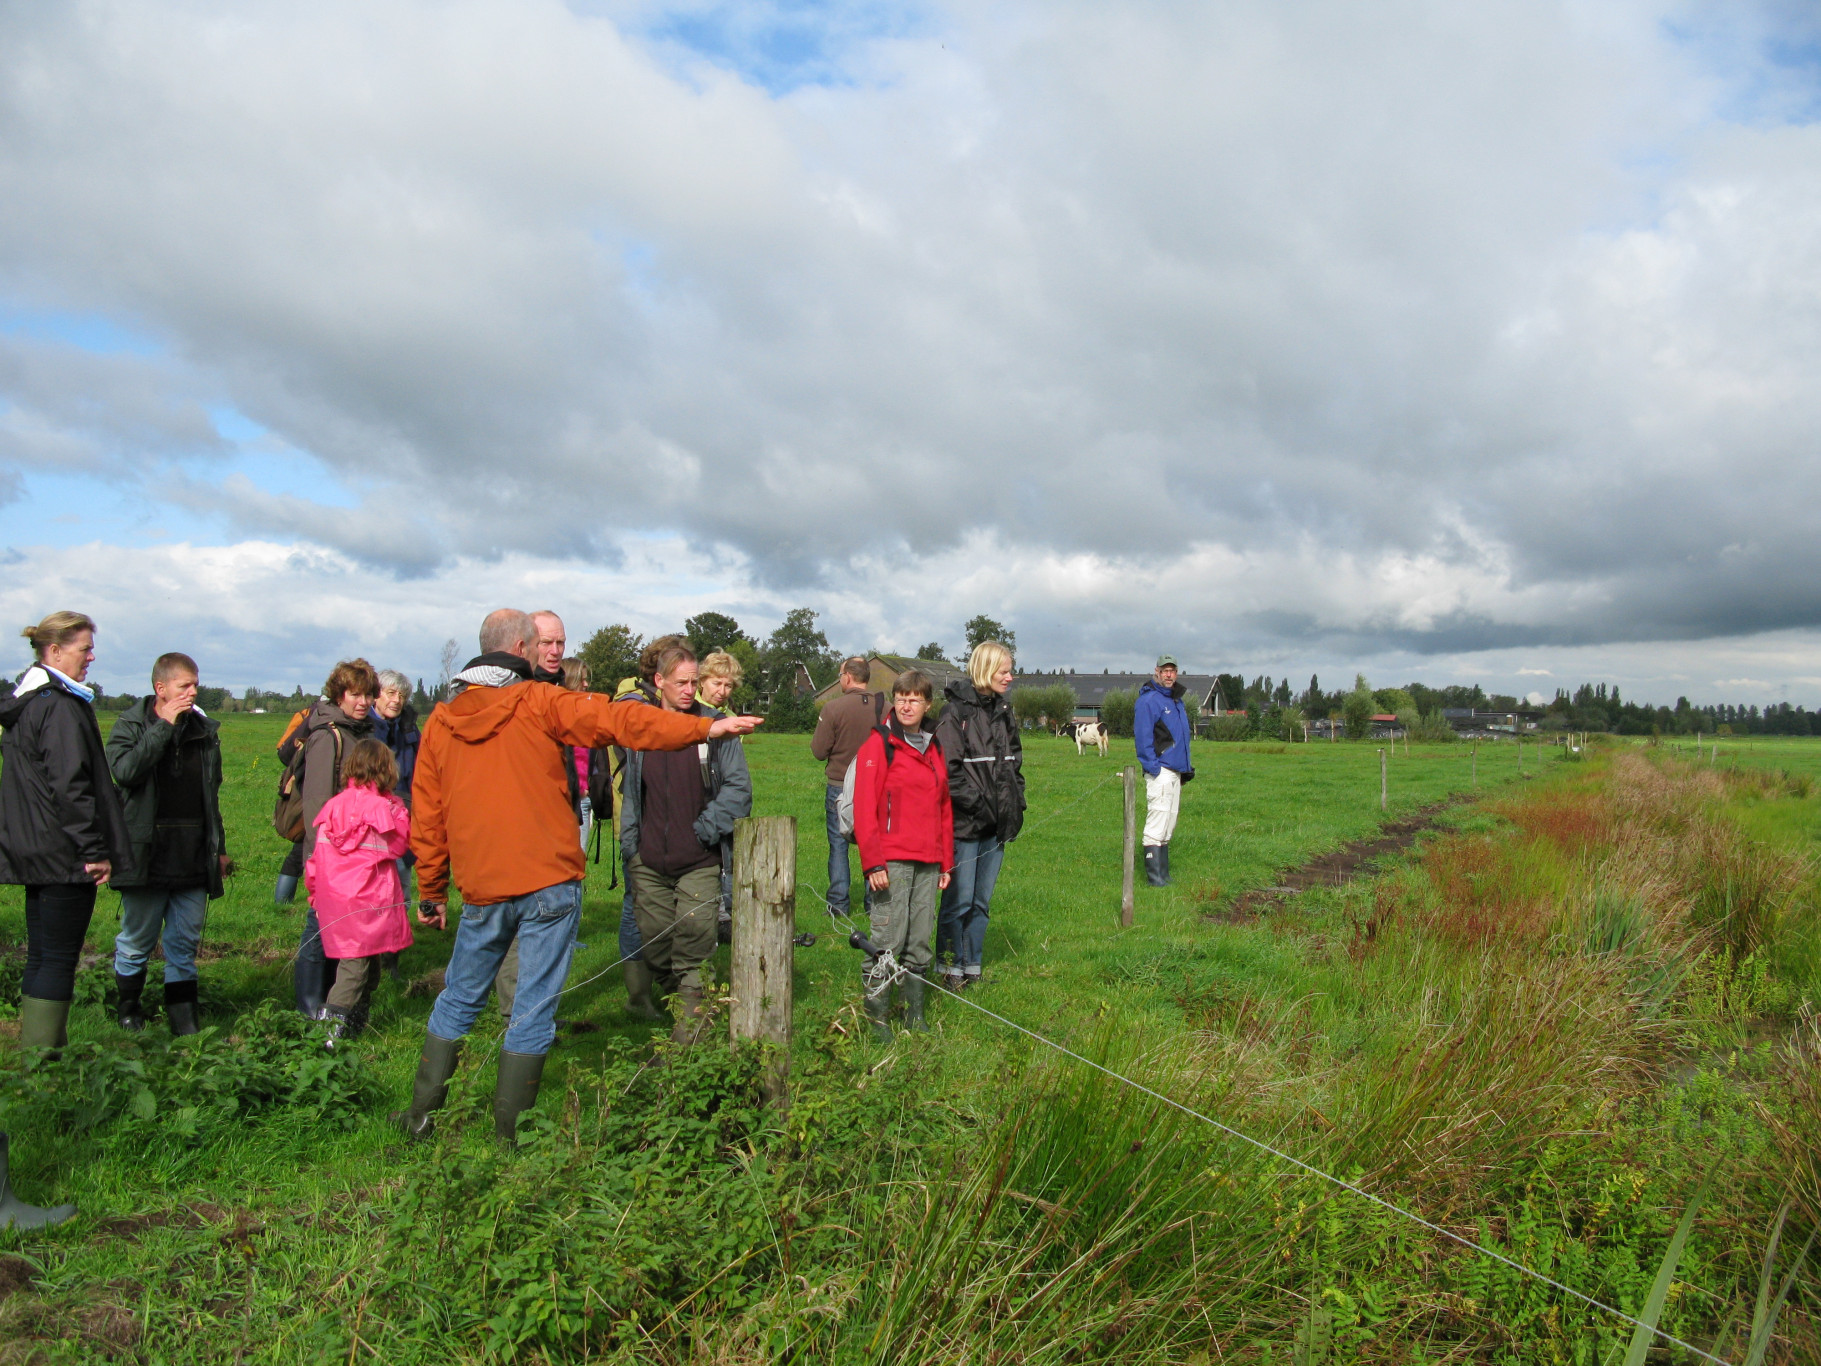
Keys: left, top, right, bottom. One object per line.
{"left": 623, "top": 959, "right": 663, "bottom": 1021}
{"left": 273, "top": 873, "right": 299, "bottom": 905}
{"left": 1143, "top": 846, "right": 1167, "bottom": 887}
{"left": 862, "top": 984, "right": 892, "bottom": 1042}
{"left": 902, "top": 975, "right": 928, "bottom": 1032}
{"left": 164, "top": 979, "right": 200, "bottom": 1037}
{"left": 493, "top": 1050, "right": 547, "bottom": 1143}
{"left": 0, "top": 1132, "right": 75, "bottom": 1232}
{"left": 1159, "top": 844, "right": 1174, "bottom": 886}
{"left": 114, "top": 971, "right": 147, "bottom": 1032}
{"left": 392, "top": 1034, "right": 462, "bottom": 1141}
{"left": 19, "top": 997, "right": 70, "bottom": 1056}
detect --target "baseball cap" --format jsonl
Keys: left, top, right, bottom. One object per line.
{"left": 1155, "top": 654, "right": 1178, "bottom": 669}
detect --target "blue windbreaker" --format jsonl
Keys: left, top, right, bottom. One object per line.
{"left": 1133, "top": 679, "right": 1192, "bottom": 777}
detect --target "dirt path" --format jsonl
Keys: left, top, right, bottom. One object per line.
{"left": 1211, "top": 796, "right": 1469, "bottom": 922}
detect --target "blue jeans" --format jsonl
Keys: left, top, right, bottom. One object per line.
{"left": 114, "top": 887, "right": 208, "bottom": 983}
{"left": 824, "top": 783, "right": 853, "bottom": 915}
{"left": 427, "top": 881, "right": 583, "bottom": 1055}
{"left": 937, "top": 838, "right": 1005, "bottom": 975}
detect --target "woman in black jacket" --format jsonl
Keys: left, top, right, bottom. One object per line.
{"left": 932, "top": 640, "right": 1025, "bottom": 990}
{"left": 0, "top": 611, "right": 132, "bottom": 1050}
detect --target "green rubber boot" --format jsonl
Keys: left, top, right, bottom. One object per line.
{"left": 670, "top": 983, "right": 708, "bottom": 1046}
{"left": 19, "top": 997, "right": 70, "bottom": 1055}
{"left": 392, "top": 1034, "right": 462, "bottom": 1141}
{"left": 493, "top": 1050, "right": 547, "bottom": 1143}
{"left": 623, "top": 959, "right": 663, "bottom": 1022}
{"left": 0, "top": 1132, "right": 75, "bottom": 1231}
{"left": 862, "top": 985, "right": 892, "bottom": 1043}
{"left": 902, "top": 975, "right": 928, "bottom": 1032}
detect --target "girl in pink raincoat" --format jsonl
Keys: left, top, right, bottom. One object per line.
{"left": 304, "top": 738, "right": 412, "bottom": 1041}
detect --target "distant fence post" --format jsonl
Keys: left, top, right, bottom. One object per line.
{"left": 731, "top": 815, "right": 795, "bottom": 1110}
{"left": 1121, "top": 767, "right": 1136, "bottom": 927}
{"left": 1472, "top": 742, "right": 1477, "bottom": 787}
{"left": 1378, "top": 748, "right": 1387, "bottom": 812}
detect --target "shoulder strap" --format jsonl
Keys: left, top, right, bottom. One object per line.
{"left": 328, "top": 723, "right": 345, "bottom": 787}
{"left": 872, "top": 691, "right": 885, "bottom": 723}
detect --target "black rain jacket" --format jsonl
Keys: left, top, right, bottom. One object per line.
{"left": 105, "top": 696, "right": 228, "bottom": 896}
{"left": 0, "top": 666, "right": 133, "bottom": 885}
{"left": 934, "top": 680, "right": 1026, "bottom": 844}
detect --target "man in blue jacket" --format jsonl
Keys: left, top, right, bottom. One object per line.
{"left": 1132, "top": 655, "right": 1193, "bottom": 887}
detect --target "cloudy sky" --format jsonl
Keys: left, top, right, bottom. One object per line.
{"left": 2, "top": 0, "right": 1819, "bottom": 705}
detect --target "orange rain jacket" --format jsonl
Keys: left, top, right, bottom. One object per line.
{"left": 412, "top": 681, "right": 713, "bottom": 906}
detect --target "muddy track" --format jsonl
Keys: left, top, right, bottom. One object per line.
{"left": 1209, "top": 796, "right": 1470, "bottom": 923}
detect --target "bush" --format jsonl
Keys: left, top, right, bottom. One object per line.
{"left": 1100, "top": 689, "right": 1136, "bottom": 738}
{"left": 0, "top": 1001, "right": 377, "bottom": 1148}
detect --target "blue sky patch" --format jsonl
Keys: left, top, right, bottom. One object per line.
{"left": 632, "top": 0, "right": 929, "bottom": 95}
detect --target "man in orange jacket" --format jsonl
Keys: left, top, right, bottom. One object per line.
{"left": 397, "top": 608, "right": 761, "bottom": 1141}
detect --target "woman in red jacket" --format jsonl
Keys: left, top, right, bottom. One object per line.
{"left": 853, "top": 669, "right": 953, "bottom": 1040}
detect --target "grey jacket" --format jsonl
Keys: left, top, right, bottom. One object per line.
{"left": 619, "top": 701, "right": 751, "bottom": 872}
{"left": 105, "top": 696, "right": 227, "bottom": 895}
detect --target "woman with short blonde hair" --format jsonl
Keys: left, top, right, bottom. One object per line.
{"left": 697, "top": 651, "right": 742, "bottom": 711}
{"left": 932, "top": 639, "right": 1025, "bottom": 990}
{"left": 1, "top": 611, "right": 131, "bottom": 1051}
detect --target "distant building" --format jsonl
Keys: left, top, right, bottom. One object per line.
{"left": 1443, "top": 708, "right": 1544, "bottom": 736}
{"left": 811, "top": 654, "right": 971, "bottom": 707}
{"left": 1009, "top": 671, "right": 1222, "bottom": 721}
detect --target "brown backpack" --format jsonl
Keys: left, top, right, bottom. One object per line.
{"left": 271, "top": 718, "right": 342, "bottom": 842}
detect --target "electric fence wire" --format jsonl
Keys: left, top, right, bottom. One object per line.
{"left": 862, "top": 953, "right": 1734, "bottom": 1366}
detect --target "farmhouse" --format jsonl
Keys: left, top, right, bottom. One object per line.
{"left": 810, "top": 654, "right": 971, "bottom": 707}
{"left": 1010, "top": 670, "right": 1222, "bottom": 721}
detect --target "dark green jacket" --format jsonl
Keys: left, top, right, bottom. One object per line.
{"left": 105, "top": 698, "right": 228, "bottom": 896}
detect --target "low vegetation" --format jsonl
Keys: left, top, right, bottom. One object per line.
{"left": 0, "top": 724, "right": 1816, "bottom": 1361}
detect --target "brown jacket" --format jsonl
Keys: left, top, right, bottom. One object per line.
{"left": 412, "top": 683, "right": 711, "bottom": 905}
{"left": 810, "top": 687, "right": 885, "bottom": 783}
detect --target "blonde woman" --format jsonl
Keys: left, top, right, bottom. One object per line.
{"left": 932, "top": 640, "right": 1025, "bottom": 990}
{"left": 696, "top": 651, "right": 743, "bottom": 711}
{"left": 0, "top": 612, "right": 132, "bottom": 1050}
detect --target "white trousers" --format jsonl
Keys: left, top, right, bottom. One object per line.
{"left": 1143, "top": 768, "right": 1181, "bottom": 847}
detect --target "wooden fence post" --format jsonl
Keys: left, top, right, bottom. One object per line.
{"left": 1472, "top": 742, "right": 1477, "bottom": 787}
{"left": 731, "top": 815, "right": 795, "bottom": 1110}
{"left": 1121, "top": 766, "right": 1136, "bottom": 927}
{"left": 1378, "top": 748, "right": 1387, "bottom": 811}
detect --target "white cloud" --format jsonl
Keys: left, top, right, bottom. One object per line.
{"left": 2, "top": 2, "right": 1821, "bottom": 700}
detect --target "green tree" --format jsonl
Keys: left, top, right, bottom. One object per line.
{"left": 1012, "top": 682, "right": 1077, "bottom": 732}
{"left": 915, "top": 641, "right": 946, "bottom": 662}
{"left": 960, "top": 614, "right": 1016, "bottom": 663}
{"left": 1374, "top": 687, "right": 1416, "bottom": 716}
{"left": 1343, "top": 674, "right": 1375, "bottom": 740}
{"left": 685, "top": 612, "right": 747, "bottom": 658}
{"left": 579, "top": 624, "right": 643, "bottom": 695}
{"left": 724, "top": 639, "right": 762, "bottom": 714}
{"left": 1100, "top": 688, "right": 1137, "bottom": 738}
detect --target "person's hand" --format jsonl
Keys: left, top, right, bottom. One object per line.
{"left": 84, "top": 860, "right": 112, "bottom": 886}
{"left": 219, "top": 854, "right": 236, "bottom": 879}
{"left": 866, "top": 868, "right": 890, "bottom": 892}
{"left": 938, "top": 871, "right": 950, "bottom": 890}
{"left": 152, "top": 693, "right": 190, "bottom": 726}
{"left": 416, "top": 901, "right": 447, "bottom": 931}
{"left": 707, "top": 714, "right": 764, "bottom": 738}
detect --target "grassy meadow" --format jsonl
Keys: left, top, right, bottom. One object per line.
{"left": 0, "top": 719, "right": 1816, "bottom": 1362}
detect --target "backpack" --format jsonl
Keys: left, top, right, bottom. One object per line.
{"left": 271, "top": 717, "right": 343, "bottom": 842}
{"left": 836, "top": 719, "right": 898, "bottom": 840}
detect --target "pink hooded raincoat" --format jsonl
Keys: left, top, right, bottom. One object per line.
{"left": 304, "top": 784, "right": 413, "bottom": 959}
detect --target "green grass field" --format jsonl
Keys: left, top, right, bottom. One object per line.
{"left": 1, "top": 722, "right": 1816, "bottom": 1362}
